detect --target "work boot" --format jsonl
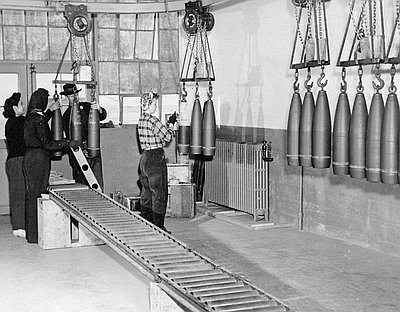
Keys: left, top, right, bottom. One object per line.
{"left": 152, "top": 212, "right": 171, "bottom": 234}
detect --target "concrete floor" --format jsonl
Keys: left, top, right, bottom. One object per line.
{"left": 1, "top": 204, "right": 400, "bottom": 312}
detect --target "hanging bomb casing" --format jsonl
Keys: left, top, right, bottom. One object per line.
{"left": 87, "top": 104, "right": 100, "bottom": 158}
{"left": 287, "top": 92, "right": 302, "bottom": 166}
{"left": 177, "top": 98, "right": 191, "bottom": 155}
{"left": 70, "top": 96, "right": 83, "bottom": 144}
{"left": 190, "top": 97, "right": 202, "bottom": 155}
{"left": 312, "top": 89, "right": 331, "bottom": 168}
{"left": 51, "top": 106, "right": 63, "bottom": 160}
{"left": 366, "top": 92, "right": 384, "bottom": 182}
{"left": 333, "top": 91, "right": 351, "bottom": 175}
{"left": 349, "top": 91, "right": 368, "bottom": 179}
{"left": 202, "top": 98, "right": 216, "bottom": 156}
{"left": 380, "top": 93, "right": 399, "bottom": 184}
{"left": 299, "top": 90, "right": 315, "bottom": 167}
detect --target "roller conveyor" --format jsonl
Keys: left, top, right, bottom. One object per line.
{"left": 48, "top": 184, "right": 292, "bottom": 312}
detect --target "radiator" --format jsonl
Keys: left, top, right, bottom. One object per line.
{"left": 204, "top": 140, "right": 269, "bottom": 221}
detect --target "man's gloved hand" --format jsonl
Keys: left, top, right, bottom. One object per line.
{"left": 91, "top": 101, "right": 103, "bottom": 114}
{"left": 168, "top": 111, "right": 177, "bottom": 125}
{"left": 68, "top": 140, "right": 80, "bottom": 151}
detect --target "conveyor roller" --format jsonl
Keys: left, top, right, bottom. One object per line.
{"left": 48, "top": 184, "right": 292, "bottom": 312}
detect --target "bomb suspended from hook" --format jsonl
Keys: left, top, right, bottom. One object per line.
{"left": 190, "top": 96, "right": 202, "bottom": 155}
{"left": 380, "top": 92, "right": 399, "bottom": 185}
{"left": 299, "top": 88, "right": 315, "bottom": 167}
{"left": 349, "top": 91, "right": 368, "bottom": 179}
{"left": 287, "top": 91, "right": 302, "bottom": 166}
{"left": 51, "top": 91, "right": 63, "bottom": 160}
{"left": 312, "top": 88, "right": 331, "bottom": 169}
{"left": 177, "top": 87, "right": 191, "bottom": 155}
{"left": 333, "top": 89, "right": 351, "bottom": 175}
{"left": 366, "top": 92, "right": 384, "bottom": 182}
{"left": 87, "top": 100, "right": 100, "bottom": 158}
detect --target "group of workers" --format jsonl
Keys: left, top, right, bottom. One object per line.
{"left": 3, "top": 84, "right": 174, "bottom": 244}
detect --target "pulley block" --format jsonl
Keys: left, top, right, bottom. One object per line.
{"left": 64, "top": 4, "right": 93, "bottom": 37}
{"left": 183, "top": 1, "right": 214, "bottom": 34}
{"left": 292, "top": 0, "right": 330, "bottom": 7}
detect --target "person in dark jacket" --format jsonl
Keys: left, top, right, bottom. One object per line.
{"left": 23, "top": 88, "right": 79, "bottom": 243}
{"left": 4, "top": 92, "right": 27, "bottom": 238}
{"left": 61, "top": 83, "right": 107, "bottom": 189}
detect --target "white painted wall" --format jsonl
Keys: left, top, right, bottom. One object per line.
{"left": 180, "top": 0, "right": 395, "bottom": 129}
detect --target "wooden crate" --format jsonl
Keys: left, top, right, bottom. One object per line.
{"left": 167, "top": 164, "right": 190, "bottom": 183}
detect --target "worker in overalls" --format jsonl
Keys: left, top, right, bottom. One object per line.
{"left": 137, "top": 92, "right": 176, "bottom": 233}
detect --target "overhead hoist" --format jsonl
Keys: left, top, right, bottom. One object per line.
{"left": 52, "top": 4, "right": 102, "bottom": 192}
{"left": 178, "top": 0, "right": 216, "bottom": 158}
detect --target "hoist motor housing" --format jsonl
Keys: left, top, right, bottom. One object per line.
{"left": 183, "top": 1, "right": 214, "bottom": 34}
{"left": 64, "top": 4, "right": 93, "bottom": 37}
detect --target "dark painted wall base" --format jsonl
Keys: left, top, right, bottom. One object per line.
{"left": 215, "top": 125, "right": 400, "bottom": 257}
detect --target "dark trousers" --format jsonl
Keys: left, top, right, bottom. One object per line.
{"left": 139, "top": 148, "right": 168, "bottom": 229}
{"left": 5, "top": 156, "right": 25, "bottom": 230}
{"left": 69, "top": 152, "right": 104, "bottom": 190}
{"left": 23, "top": 149, "right": 51, "bottom": 243}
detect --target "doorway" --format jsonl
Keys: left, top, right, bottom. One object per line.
{"left": 0, "top": 62, "right": 75, "bottom": 215}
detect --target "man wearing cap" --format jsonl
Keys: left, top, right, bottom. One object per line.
{"left": 137, "top": 91, "right": 176, "bottom": 233}
{"left": 61, "top": 83, "right": 107, "bottom": 189}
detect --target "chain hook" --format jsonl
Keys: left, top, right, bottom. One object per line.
{"left": 340, "top": 67, "right": 347, "bottom": 93}
{"left": 181, "top": 82, "right": 188, "bottom": 100}
{"left": 304, "top": 67, "right": 313, "bottom": 91}
{"left": 293, "top": 69, "right": 299, "bottom": 93}
{"left": 357, "top": 65, "right": 364, "bottom": 93}
{"left": 372, "top": 63, "right": 384, "bottom": 93}
{"left": 389, "top": 64, "right": 397, "bottom": 94}
{"left": 53, "top": 89, "right": 59, "bottom": 102}
{"left": 207, "top": 81, "right": 213, "bottom": 99}
{"left": 195, "top": 81, "right": 199, "bottom": 99}
{"left": 317, "top": 65, "right": 328, "bottom": 89}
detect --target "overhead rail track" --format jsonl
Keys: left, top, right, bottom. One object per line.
{"left": 0, "top": 0, "right": 230, "bottom": 13}
{"left": 48, "top": 184, "right": 292, "bottom": 312}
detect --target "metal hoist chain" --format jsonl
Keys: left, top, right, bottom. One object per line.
{"left": 71, "top": 35, "right": 81, "bottom": 82}
{"left": 372, "top": 0, "right": 377, "bottom": 36}
{"left": 71, "top": 33, "right": 96, "bottom": 102}
{"left": 397, "top": 0, "right": 400, "bottom": 33}
{"left": 294, "top": 4, "right": 305, "bottom": 46}
{"left": 84, "top": 34, "right": 96, "bottom": 102}
{"left": 317, "top": 0, "right": 323, "bottom": 40}
{"left": 349, "top": 0, "right": 368, "bottom": 40}
{"left": 306, "top": 0, "right": 313, "bottom": 41}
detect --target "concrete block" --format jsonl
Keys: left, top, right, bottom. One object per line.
{"left": 38, "top": 198, "right": 104, "bottom": 250}
{"left": 38, "top": 198, "right": 71, "bottom": 250}
{"left": 150, "top": 283, "right": 186, "bottom": 312}
{"left": 167, "top": 183, "right": 195, "bottom": 218}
